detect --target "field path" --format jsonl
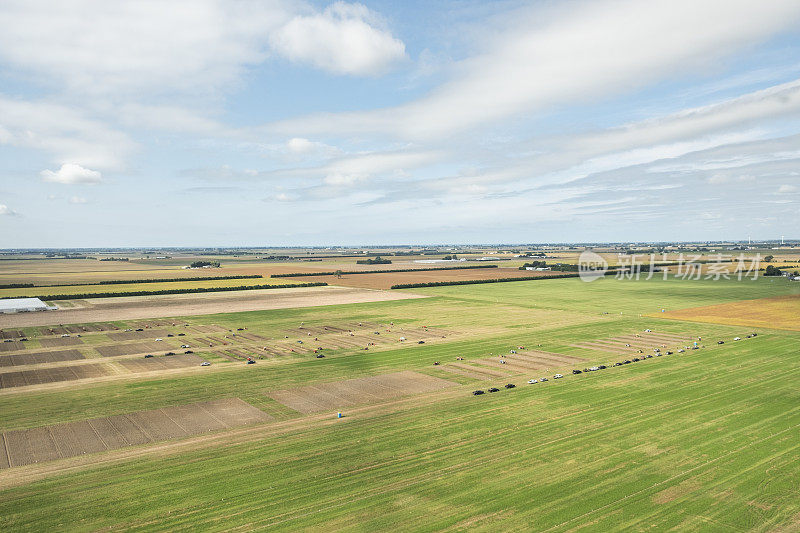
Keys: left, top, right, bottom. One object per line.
{"left": 0, "top": 286, "right": 428, "bottom": 327}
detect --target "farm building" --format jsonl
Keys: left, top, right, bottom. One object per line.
{"left": 0, "top": 297, "right": 53, "bottom": 314}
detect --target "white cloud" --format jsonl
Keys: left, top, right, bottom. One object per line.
{"left": 270, "top": 2, "right": 406, "bottom": 76}
{"left": 41, "top": 163, "right": 103, "bottom": 184}
{"left": 0, "top": 0, "right": 289, "bottom": 96}
{"left": 68, "top": 196, "right": 88, "bottom": 204}
{"left": 0, "top": 96, "right": 135, "bottom": 170}
{"left": 0, "top": 204, "right": 16, "bottom": 215}
{"left": 270, "top": 0, "right": 800, "bottom": 139}
{"left": 324, "top": 173, "right": 367, "bottom": 186}
{"left": 778, "top": 184, "right": 798, "bottom": 193}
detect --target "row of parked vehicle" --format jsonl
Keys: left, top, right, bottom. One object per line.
{"left": 471, "top": 334, "right": 754, "bottom": 396}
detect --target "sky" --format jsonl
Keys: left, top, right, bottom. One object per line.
{"left": 1, "top": 0, "right": 800, "bottom": 247}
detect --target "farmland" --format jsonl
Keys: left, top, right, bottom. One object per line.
{"left": 0, "top": 269, "right": 799, "bottom": 530}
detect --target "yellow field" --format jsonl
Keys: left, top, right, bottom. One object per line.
{"left": 653, "top": 294, "right": 800, "bottom": 331}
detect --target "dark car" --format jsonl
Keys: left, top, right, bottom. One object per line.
{"left": 504, "top": 383, "right": 516, "bottom": 389}
{"left": 237, "top": 328, "right": 244, "bottom": 331}
{"left": 144, "top": 354, "right": 154, "bottom": 358}
{"left": 316, "top": 354, "right": 325, "bottom": 358}
{"left": 247, "top": 360, "right": 255, "bottom": 364}
{"left": 165, "top": 352, "right": 176, "bottom": 356}
{"left": 472, "top": 390, "right": 485, "bottom": 396}
{"left": 184, "top": 350, "right": 194, "bottom": 354}
{"left": 614, "top": 362, "right": 623, "bottom": 366}
{"left": 572, "top": 369, "right": 582, "bottom": 374}
{"left": 488, "top": 387, "right": 500, "bottom": 393}
{"left": 167, "top": 334, "right": 174, "bottom": 337}
{"left": 19, "top": 338, "right": 28, "bottom": 342}
{"left": 598, "top": 365, "right": 607, "bottom": 369}
{"left": 178, "top": 333, "right": 186, "bottom": 336}
{"left": 632, "top": 357, "right": 640, "bottom": 362}
{"left": 666, "top": 351, "right": 673, "bottom": 355}
{"left": 623, "top": 360, "right": 632, "bottom": 364}
{"left": 717, "top": 340, "right": 725, "bottom": 344}
{"left": 135, "top": 328, "right": 144, "bottom": 331}
{"left": 418, "top": 340, "right": 425, "bottom": 344}
{"left": 752, "top": 333, "right": 758, "bottom": 337}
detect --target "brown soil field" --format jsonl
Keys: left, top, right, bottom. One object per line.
{"left": 0, "top": 349, "right": 85, "bottom": 367}
{"left": 268, "top": 370, "right": 456, "bottom": 414}
{"left": 0, "top": 398, "right": 270, "bottom": 468}
{"left": 106, "top": 329, "right": 169, "bottom": 341}
{"left": 38, "top": 337, "right": 84, "bottom": 348}
{"left": 0, "top": 330, "right": 24, "bottom": 339}
{"left": 0, "top": 363, "right": 111, "bottom": 389}
{"left": 289, "top": 267, "right": 557, "bottom": 289}
{"left": 94, "top": 341, "right": 178, "bottom": 357}
{"left": 0, "top": 286, "right": 427, "bottom": 328}
{"left": 118, "top": 354, "right": 203, "bottom": 372}
{"left": 0, "top": 341, "right": 26, "bottom": 352}
{"left": 654, "top": 295, "right": 800, "bottom": 331}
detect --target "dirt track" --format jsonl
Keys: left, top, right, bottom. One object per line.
{"left": 0, "top": 286, "right": 427, "bottom": 327}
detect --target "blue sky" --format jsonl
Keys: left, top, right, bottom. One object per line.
{"left": 1, "top": 0, "right": 799, "bottom": 247}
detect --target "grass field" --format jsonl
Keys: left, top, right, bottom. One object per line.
{"left": 1, "top": 275, "right": 799, "bottom": 530}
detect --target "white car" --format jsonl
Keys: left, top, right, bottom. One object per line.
{"left": 589, "top": 366, "right": 599, "bottom": 371}
{"left": 200, "top": 362, "right": 211, "bottom": 366}
{"left": 154, "top": 338, "right": 163, "bottom": 341}
{"left": 527, "top": 379, "right": 538, "bottom": 384}
{"left": 61, "top": 334, "right": 70, "bottom": 337}
{"left": 734, "top": 337, "right": 741, "bottom": 341}
{"left": 553, "top": 374, "right": 563, "bottom": 379}
{"left": 181, "top": 344, "right": 190, "bottom": 348}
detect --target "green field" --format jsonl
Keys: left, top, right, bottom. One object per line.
{"left": 1, "top": 276, "right": 799, "bottom": 531}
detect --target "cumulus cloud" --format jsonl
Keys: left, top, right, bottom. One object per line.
{"left": 271, "top": 2, "right": 406, "bottom": 76}
{"left": 68, "top": 196, "right": 89, "bottom": 204}
{"left": 778, "top": 184, "right": 798, "bottom": 193}
{"left": 0, "top": 204, "right": 18, "bottom": 215}
{"left": 41, "top": 163, "right": 102, "bottom": 184}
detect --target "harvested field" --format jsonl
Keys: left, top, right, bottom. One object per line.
{"left": 0, "top": 330, "right": 24, "bottom": 339}
{"left": 0, "top": 286, "right": 427, "bottom": 327}
{"left": 117, "top": 354, "right": 204, "bottom": 372}
{"left": 288, "top": 267, "right": 555, "bottom": 290}
{"left": 0, "top": 364, "right": 111, "bottom": 389}
{"left": 106, "top": 329, "right": 169, "bottom": 341}
{"left": 0, "top": 349, "right": 85, "bottom": 367}
{"left": 656, "top": 295, "right": 800, "bottom": 331}
{"left": 1, "top": 398, "right": 270, "bottom": 468}
{"left": 94, "top": 341, "right": 177, "bottom": 357}
{"left": 38, "top": 337, "right": 83, "bottom": 348}
{"left": 0, "top": 342, "right": 26, "bottom": 352}
{"left": 572, "top": 332, "right": 695, "bottom": 355}
{"left": 268, "top": 371, "right": 456, "bottom": 414}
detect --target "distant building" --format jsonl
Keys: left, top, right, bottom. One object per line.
{"left": 0, "top": 297, "right": 53, "bottom": 314}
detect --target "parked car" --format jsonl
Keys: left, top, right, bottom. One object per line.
{"left": 553, "top": 374, "right": 563, "bottom": 379}
{"left": 734, "top": 337, "right": 741, "bottom": 341}
{"left": 200, "top": 362, "right": 211, "bottom": 366}
{"left": 472, "top": 390, "right": 485, "bottom": 395}
{"left": 504, "top": 383, "right": 516, "bottom": 389}
{"left": 181, "top": 344, "right": 190, "bottom": 348}
{"left": 155, "top": 338, "right": 163, "bottom": 341}
{"left": 316, "top": 354, "right": 325, "bottom": 358}
{"left": 177, "top": 333, "right": 186, "bottom": 336}
{"left": 539, "top": 377, "right": 549, "bottom": 382}
{"left": 717, "top": 340, "right": 724, "bottom": 344}
{"left": 184, "top": 350, "right": 194, "bottom": 354}
{"left": 488, "top": 387, "right": 500, "bottom": 393}
{"left": 247, "top": 360, "right": 255, "bottom": 364}
{"left": 527, "top": 379, "right": 538, "bottom": 384}
{"left": 144, "top": 354, "right": 154, "bottom": 358}
{"left": 572, "top": 369, "right": 582, "bottom": 374}
{"left": 418, "top": 340, "right": 425, "bottom": 344}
